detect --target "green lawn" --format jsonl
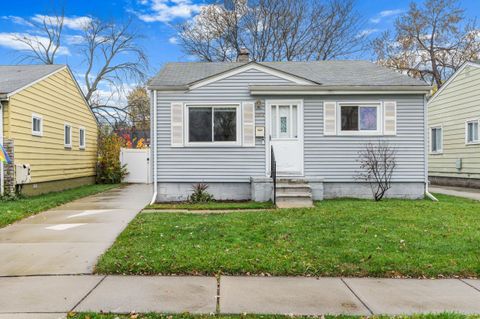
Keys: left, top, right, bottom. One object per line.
{"left": 0, "top": 184, "right": 119, "bottom": 228}
{"left": 146, "top": 201, "right": 274, "bottom": 210}
{"left": 69, "top": 313, "right": 477, "bottom": 319}
{"left": 95, "top": 194, "right": 480, "bottom": 278}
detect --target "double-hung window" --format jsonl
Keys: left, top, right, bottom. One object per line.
{"left": 466, "top": 120, "right": 479, "bottom": 144}
{"left": 187, "top": 104, "right": 240, "bottom": 145}
{"left": 64, "top": 123, "right": 72, "bottom": 148}
{"left": 79, "top": 128, "right": 86, "bottom": 149}
{"left": 339, "top": 103, "right": 381, "bottom": 135}
{"left": 431, "top": 126, "right": 443, "bottom": 153}
{"left": 32, "top": 114, "right": 43, "bottom": 136}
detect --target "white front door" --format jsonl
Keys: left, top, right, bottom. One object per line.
{"left": 267, "top": 100, "right": 304, "bottom": 176}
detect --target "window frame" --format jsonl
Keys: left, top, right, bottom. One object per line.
{"left": 184, "top": 103, "right": 241, "bottom": 147}
{"left": 430, "top": 125, "right": 443, "bottom": 154}
{"left": 32, "top": 113, "right": 43, "bottom": 137}
{"left": 465, "top": 119, "right": 480, "bottom": 145}
{"left": 337, "top": 102, "right": 383, "bottom": 136}
{"left": 79, "top": 127, "right": 86, "bottom": 150}
{"left": 64, "top": 123, "right": 72, "bottom": 149}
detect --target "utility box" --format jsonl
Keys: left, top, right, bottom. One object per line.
{"left": 15, "top": 164, "right": 31, "bottom": 184}
{"left": 456, "top": 158, "right": 462, "bottom": 171}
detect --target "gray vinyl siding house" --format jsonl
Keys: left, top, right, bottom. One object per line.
{"left": 428, "top": 61, "right": 480, "bottom": 187}
{"left": 148, "top": 59, "right": 431, "bottom": 202}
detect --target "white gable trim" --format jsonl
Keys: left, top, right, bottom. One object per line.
{"left": 188, "top": 63, "right": 316, "bottom": 90}
{"left": 429, "top": 61, "right": 480, "bottom": 104}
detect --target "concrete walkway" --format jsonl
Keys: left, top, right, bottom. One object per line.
{"left": 430, "top": 185, "right": 480, "bottom": 201}
{"left": 1, "top": 275, "right": 480, "bottom": 318}
{"left": 0, "top": 184, "right": 152, "bottom": 276}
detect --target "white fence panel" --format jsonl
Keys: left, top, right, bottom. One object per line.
{"left": 120, "top": 148, "right": 151, "bottom": 184}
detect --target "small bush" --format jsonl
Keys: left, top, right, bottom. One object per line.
{"left": 189, "top": 183, "right": 214, "bottom": 203}
{"left": 97, "top": 129, "right": 128, "bottom": 184}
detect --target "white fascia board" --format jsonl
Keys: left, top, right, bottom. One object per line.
{"left": 250, "top": 90, "right": 430, "bottom": 95}
{"left": 188, "top": 63, "right": 315, "bottom": 90}
{"left": 428, "top": 61, "right": 480, "bottom": 104}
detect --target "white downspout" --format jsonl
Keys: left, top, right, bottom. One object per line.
{"left": 424, "top": 95, "right": 438, "bottom": 201}
{"left": 0, "top": 102, "right": 4, "bottom": 196}
{"left": 149, "top": 90, "right": 158, "bottom": 205}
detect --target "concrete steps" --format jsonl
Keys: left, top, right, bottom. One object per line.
{"left": 275, "top": 179, "right": 314, "bottom": 208}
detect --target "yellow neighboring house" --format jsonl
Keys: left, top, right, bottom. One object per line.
{"left": 0, "top": 65, "right": 98, "bottom": 195}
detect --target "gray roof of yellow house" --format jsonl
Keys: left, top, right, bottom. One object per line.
{"left": 0, "top": 64, "right": 65, "bottom": 96}
{"left": 148, "top": 60, "right": 429, "bottom": 89}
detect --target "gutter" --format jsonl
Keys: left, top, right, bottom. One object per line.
{"left": 149, "top": 90, "right": 158, "bottom": 205}
{"left": 423, "top": 95, "right": 438, "bottom": 201}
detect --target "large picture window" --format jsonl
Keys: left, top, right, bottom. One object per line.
{"left": 187, "top": 105, "right": 239, "bottom": 144}
{"left": 339, "top": 103, "right": 380, "bottom": 134}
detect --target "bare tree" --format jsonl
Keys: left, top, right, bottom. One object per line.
{"left": 177, "top": 0, "right": 366, "bottom": 62}
{"left": 81, "top": 18, "right": 148, "bottom": 103}
{"left": 357, "top": 141, "right": 397, "bottom": 201}
{"left": 10, "top": 12, "right": 148, "bottom": 126}
{"left": 13, "top": 10, "right": 65, "bottom": 64}
{"left": 373, "top": 0, "right": 480, "bottom": 89}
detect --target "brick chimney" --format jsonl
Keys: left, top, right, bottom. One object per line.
{"left": 237, "top": 48, "right": 250, "bottom": 63}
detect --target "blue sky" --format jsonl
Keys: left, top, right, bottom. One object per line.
{"left": 0, "top": 0, "right": 478, "bottom": 98}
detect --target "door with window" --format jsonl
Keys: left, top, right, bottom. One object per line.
{"left": 267, "top": 100, "right": 303, "bottom": 176}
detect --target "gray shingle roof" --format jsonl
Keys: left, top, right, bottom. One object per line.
{"left": 0, "top": 64, "right": 65, "bottom": 95}
{"left": 148, "top": 60, "right": 428, "bottom": 88}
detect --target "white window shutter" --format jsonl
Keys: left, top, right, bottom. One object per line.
{"left": 242, "top": 101, "right": 255, "bottom": 147}
{"left": 384, "top": 101, "right": 397, "bottom": 135}
{"left": 323, "top": 101, "right": 337, "bottom": 135}
{"left": 171, "top": 102, "right": 184, "bottom": 147}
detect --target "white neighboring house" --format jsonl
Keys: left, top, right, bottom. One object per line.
{"left": 428, "top": 61, "right": 480, "bottom": 188}
{"left": 148, "top": 52, "right": 431, "bottom": 204}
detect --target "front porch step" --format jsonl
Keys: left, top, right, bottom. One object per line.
{"left": 274, "top": 178, "right": 313, "bottom": 208}
{"left": 276, "top": 197, "right": 314, "bottom": 208}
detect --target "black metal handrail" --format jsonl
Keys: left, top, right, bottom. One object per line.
{"left": 270, "top": 146, "right": 277, "bottom": 205}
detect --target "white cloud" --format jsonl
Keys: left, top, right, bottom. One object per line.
{"left": 370, "top": 9, "right": 403, "bottom": 24}
{"left": 136, "top": 0, "right": 202, "bottom": 22}
{"left": 32, "top": 15, "right": 92, "bottom": 30}
{"left": 168, "top": 36, "right": 178, "bottom": 44}
{"left": 379, "top": 9, "right": 404, "bottom": 18}
{"left": 357, "top": 28, "right": 380, "bottom": 37}
{"left": 1, "top": 15, "right": 33, "bottom": 27}
{"left": 0, "top": 32, "right": 70, "bottom": 55}
{"left": 65, "top": 35, "right": 84, "bottom": 45}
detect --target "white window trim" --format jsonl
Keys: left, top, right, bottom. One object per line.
{"left": 184, "top": 103, "right": 242, "bottom": 147}
{"left": 430, "top": 125, "right": 443, "bottom": 154}
{"left": 64, "top": 123, "right": 72, "bottom": 148}
{"left": 79, "top": 127, "right": 86, "bottom": 150}
{"left": 336, "top": 101, "right": 383, "bottom": 136}
{"left": 32, "top": 113, "right": 43, "bottom": 137}
{"left": 465, "top": 119, "right": 480, "bottom": 145}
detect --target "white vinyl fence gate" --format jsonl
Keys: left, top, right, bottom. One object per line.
{"left": 120, "top": 148, "right": 151, "bottom": 184}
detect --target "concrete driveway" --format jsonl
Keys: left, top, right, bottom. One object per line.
{"left": 429, "top": 185, "right": 480, "bottom": 201}
{"left": 0, "top": 184, "right": 152, "bottom": 276}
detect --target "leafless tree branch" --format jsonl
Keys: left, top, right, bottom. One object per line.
{"left": 356, "top": 141, "right": 397, "bottom": 201}
{"left": 177, "top": 0, "right": 366, "bottom": 62}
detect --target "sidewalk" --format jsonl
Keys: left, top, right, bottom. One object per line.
{"left": 1, "top": 275, "right": 479, "bottom": 318}
{"left": 430, "top": 185, "right": 480, "bottom": 201}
